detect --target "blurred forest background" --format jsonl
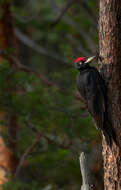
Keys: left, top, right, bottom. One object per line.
{"left": 0, "top": 0, "right": 103, "bottom": 190}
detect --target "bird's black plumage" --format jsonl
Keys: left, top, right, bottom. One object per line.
{"left": 75, "top": 59, "right": 117, "bottom": 146}
{"left": 77, "top": 65, "right": 105, "bottom": 129}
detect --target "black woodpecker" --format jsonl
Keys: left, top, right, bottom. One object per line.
{"left": 74, "top": 56, "right": 117, "bottom": 146}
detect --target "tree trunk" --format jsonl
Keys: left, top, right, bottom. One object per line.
{"left": 0, "top": 1, "right": 18, "bottom": 187}
{"left": 99, "top": 0, "right": 121, "bottom": 190}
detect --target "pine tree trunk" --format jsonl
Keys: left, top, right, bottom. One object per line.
{"left": 99, "top": 0, "right": 121, "bottom": 189}
{"left": 0, "top": 1, "right": 18, "bottom": 187}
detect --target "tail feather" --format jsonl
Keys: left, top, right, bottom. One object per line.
{"left": 103, "top": 120, "right": 117, "bottom": 147}
{"left": 102, "top": 129, "right": 112, "bottom": 146}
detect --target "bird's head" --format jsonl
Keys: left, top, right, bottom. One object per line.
{"left": 74, "top": 56, "right": 95, "bottom": 70}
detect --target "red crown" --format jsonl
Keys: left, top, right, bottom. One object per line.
{"left": 74, "top": 57, "right": 86, "bottom": 63}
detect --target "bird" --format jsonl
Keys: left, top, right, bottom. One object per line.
{"left": 74, "top": 56, "right": 117, "bottom": 146}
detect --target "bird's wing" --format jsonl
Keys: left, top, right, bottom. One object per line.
{"left": 77, "top": 68, "right": 105, "bottom": 130}
{"left": 86, "top": 69, "right": 106, "bottom": 130}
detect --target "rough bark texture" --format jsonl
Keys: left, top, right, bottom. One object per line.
{"left": 0, "top": 1, "right": 18, "bottom": 187}
{"left": 99, "top": 0, "right": 121, "bottom": 190}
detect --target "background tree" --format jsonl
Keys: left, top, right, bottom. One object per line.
{"left": 0, "top": 0, "right": 18, "bottom": 187}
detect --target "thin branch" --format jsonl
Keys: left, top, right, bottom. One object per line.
{"left": 51, "top": 0, "right": 96, "bottom": 28}
{"left": 0, "top": 50, "right": 83, "bottom": 102}
{"left": 51, "top": 0, "right": 75, "bottom": 26}
{"left": 49, "top": 0, "right": 96, "bottom": 53}
{"left": 0, "top": 52, "right": 83, "bottom": 102}
{"left": 15, "top": 135, "right": 40, "bottom": 176}
{"left": 25, "top": 117, "right": 73, "bottom": 150}
{"left": 15, "top": 28, "right": 69, "bottom": 66}
{"left": 5, "top": 55, "right": 58, "bottom": 87}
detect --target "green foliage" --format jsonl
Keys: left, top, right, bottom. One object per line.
{"left": 3, "top": 179, "right": 42, "bottom": 190}
{"left": 0, "top": 0, "right": 100, "bottom": 189}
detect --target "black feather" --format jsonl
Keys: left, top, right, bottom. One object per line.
{"left": 76, "top": 64, "right": 117, "bottom": 147}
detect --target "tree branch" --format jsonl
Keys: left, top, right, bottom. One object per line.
{"left": 49, "top": 0, "right": 96, "bottom": 53}
{"left": 15, "top": 28, "right": 69, "bottom": 66}
{"left": 0, "top": 50, "right": 83, "bottom": 102}
{"left": 51, "top": 0, "right": 96, "bottom": 28}
{"left": 51, "top": 0, "right": 75, "bottom": 26}
{"left": 15, "top": 135, "right": 40, "bottom": 177}
{"left": 4, "top": 53, "right": 83, "bottom": 101}
{"left": 25, "top": 116, "right": 73, "bottom": 150}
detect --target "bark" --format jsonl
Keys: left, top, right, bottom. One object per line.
{"left": 99, "top": 0, "right": 121, "bottom": 190}
{"left": 0, "top": 1, "right": 18, "bottom": 187}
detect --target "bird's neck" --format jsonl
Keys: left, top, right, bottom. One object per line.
{"left": 79, "top": 64, "right": 92, "bottom": 72}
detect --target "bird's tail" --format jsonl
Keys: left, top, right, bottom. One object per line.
{"left": 103, "top": 117, "right": 117, "bottom": 147}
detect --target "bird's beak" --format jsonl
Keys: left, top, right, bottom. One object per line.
{"left": 85, "top": 56, "right": 96, "bottom": 63}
